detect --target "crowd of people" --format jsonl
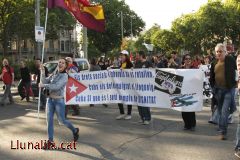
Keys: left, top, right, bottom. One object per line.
{"left": 1, "top": 43, "right": 240, "bottom": 157}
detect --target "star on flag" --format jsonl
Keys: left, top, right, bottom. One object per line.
{"left": 66, "top": 77, "right": 87, "bottom": 103}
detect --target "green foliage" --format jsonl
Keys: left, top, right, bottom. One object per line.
{"left": 88, "top": 0, "right": 145, "bottom": 55}
{"left": 0, "top": 0, "right": 76, "bottom": 56}
{"left": 132, "top": 0, "right": 240, "bottom": 54}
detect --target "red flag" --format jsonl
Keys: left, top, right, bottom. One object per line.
{"left": 78, "top": 0, "right": 90, "bottom": 6}
{"left": 48, "top": 0, "right": 105, "bottom": 32}
{"left": 66, "top": 76, "right": 87, "bottom": 103}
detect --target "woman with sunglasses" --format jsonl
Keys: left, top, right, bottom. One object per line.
{"left": 182, "top": 54, "right": 197, "bottom": 131}
{"left": 39, "top": 58, "right": 79, "bottom": 147}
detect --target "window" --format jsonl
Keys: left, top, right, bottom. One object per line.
{"left": 49, "top": 40, "right": 54, "bottom": 51}
{"left": 61, "top": 41, "right": 65, "bottom": 52}
{"left": 65, "top": 40, "right": 70, "bottom": 52}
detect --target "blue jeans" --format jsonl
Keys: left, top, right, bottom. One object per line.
{"left": 230, "top": 88, "right": 237, "bottom": 114}
{"left": 46, "top": 98, "right": 76, "bottom": 141}
{"left": 138, "top": 106, "right": 151, "bottom": 121}
{"left": 215, "top": 88, "right": 233, "bottom": 135}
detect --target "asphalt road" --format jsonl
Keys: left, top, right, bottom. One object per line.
{"left": 0, "top": 94, "right": 239, "bottom": 160}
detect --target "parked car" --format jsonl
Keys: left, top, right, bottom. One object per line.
{"left": 31, "top": 58, "right": 90, "bottom": 97}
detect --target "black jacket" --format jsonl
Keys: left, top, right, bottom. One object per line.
{"left": 209, "top": 55, "right": 237, "bottom": 89}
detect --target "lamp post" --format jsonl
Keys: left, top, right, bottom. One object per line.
{"left": 35, "top": 0, "right": 41, "bottom": 58}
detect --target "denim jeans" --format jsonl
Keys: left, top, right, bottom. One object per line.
{"left": 46, "top": 98, "right": 76, "bottom": 141}
{"left": 230, "top": 88, "right": 237, "bottom": 114}
{"left": 215, "top": 88, "right": 234, "bottom": 135}
{"left": 138, "top": 106, "right": 151, "bottom": 121}
{"left": 2, "top": 84, "right": 13, "bottom": 104}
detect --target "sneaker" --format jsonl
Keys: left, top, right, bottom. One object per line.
{"left": 228, "top": 114, "right": 234, "bottom": 124}
{"left": 235, "top": 148, "right": 240, "bottom": 158}
{"left": 73, "top": 128, "right": 79, "bottom": 142}
{"left": 124, "top": 115, "right": 132, "bottom": 120}
{"left": 219, "top": 134, "right": 227, "bottom": 140}
{"left": 116, "top": 114, "right": 126, "bottom": 120}
{"left": 143, "top": 121, "right": 150, "bottom": 125}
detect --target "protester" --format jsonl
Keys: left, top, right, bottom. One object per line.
{"left": 192, "top": 55, "right": 202, "bottom": 68}
{"left": 89, "top": 58, "right": 108, "bottom": 107}
{"left": 39, "top": 58, "right": 79, "bottom": 146}
{"left": 168, "top": 57, "right": 179, "bottom": 68}
{"left": 170, "top": 51, "right": 181, "bottom": 68}
{"left": 18, "top": 60, "right": 31, "bottom": 102}
{"left": 65, "top": 57, "right": 80, "bottom": 117}
{"left": 34, "top": 59, "right": 49, "bottom": 110}
{"left": 98, "top": 56, "right": 108, "bottom": 70}
{"left": 180, "top": 54, "right": 197, "bottom": 131}
{"left": 209, "top": 43, "right": 237, "bottom": 140}
{"left": 0, "top": 58, "right": 14, "bottom": 106}
{"left": 134, "top": 51, "right": 152, "bottom": 125}
{"left": 116, "top": 50, "right": 133, "bottom": 120}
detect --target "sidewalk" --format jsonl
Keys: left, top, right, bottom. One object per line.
{"left": 0, "top": 97, "right": 238, "bottom": 160}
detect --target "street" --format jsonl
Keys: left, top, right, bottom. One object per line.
{"left": 0, "top": 92, "right": 238, "bottom": 160}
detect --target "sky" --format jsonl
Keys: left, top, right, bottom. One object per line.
{"left": 124, "top": 0, "right": 208, "bottom": 29}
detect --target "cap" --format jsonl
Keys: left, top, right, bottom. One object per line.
{"left": 120, "top": 50, "right": 129, "bottom": 55}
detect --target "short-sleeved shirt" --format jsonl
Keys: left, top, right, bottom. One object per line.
{"left": 2, "top": 66, "right": 14, "bottom": 84}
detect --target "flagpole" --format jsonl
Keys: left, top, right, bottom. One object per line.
{"left": 37, "top": 7, "right": 49, "bottom": 119}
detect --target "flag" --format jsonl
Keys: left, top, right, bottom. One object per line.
{"left": 48, "top": 0, "right": 105, "bottom": 32}
{"left": 78, "top": 0, "right": 90, "bottom": 6}
{"left": 66, "top": 76, "right": 87, "bottom": 103}
{"left": 48, "top": 0, "right": 67, "bottom": 9}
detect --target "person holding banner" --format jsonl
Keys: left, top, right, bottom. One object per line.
{"left": 116, "top": 50, "right": 133, "bottom": 120}
{"left": 65, "top": 57, "right": 80, "bottom": 117}
{"left": 39, "top": 58, "right": 79, "bottom": 144}
{"left": 135, "top": 51, "right": 152, "bottom": 125}
{"left": 210, "top": 43, "right": 237, "bottom": 140}
{"left": 181, "top": 54, "right": 197, "bottom": 131}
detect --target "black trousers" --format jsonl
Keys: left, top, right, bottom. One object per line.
{"left": 118, "top": 103, "right": 132, "bottom": 115}
{"left": 182, "top": 112, "right": 196, "bottom": 129}
{"left": 138, "top": 106, "right": 151, "bottom": 121}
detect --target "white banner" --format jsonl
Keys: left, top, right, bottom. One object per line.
{"left": 199, "top": 65, "right": 212, "bottom": 99}
{"left": 65, "top": 69, "right": 204, "bottom": 112}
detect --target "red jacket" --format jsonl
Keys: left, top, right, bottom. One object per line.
{"left": 1, "top": 66, "right": 14, "bottom": 84}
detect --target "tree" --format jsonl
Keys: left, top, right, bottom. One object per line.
{"left": 0, "top": 0, "right": 30, "bottom": 55}
{"left": 88, "top": 0, "right": 145, "bottom": 56}
{"left": 152, "top": 29, "right": 182, "bottom": 52}
{"left": 1, "top": 0, "right": 76, "bottom": 57}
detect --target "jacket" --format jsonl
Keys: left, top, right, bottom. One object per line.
{"left": 209, "top": 55, "right": 237, "bottom": 89}
{"left": 41, "top": 72, "right": 68, "bottom": 98}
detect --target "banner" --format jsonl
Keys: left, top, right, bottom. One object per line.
{"left": 65, "top": 69, "right": 204, "bottom": 112}
{"left": 199, "top": 65, "right": 212, "bottom": 99}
